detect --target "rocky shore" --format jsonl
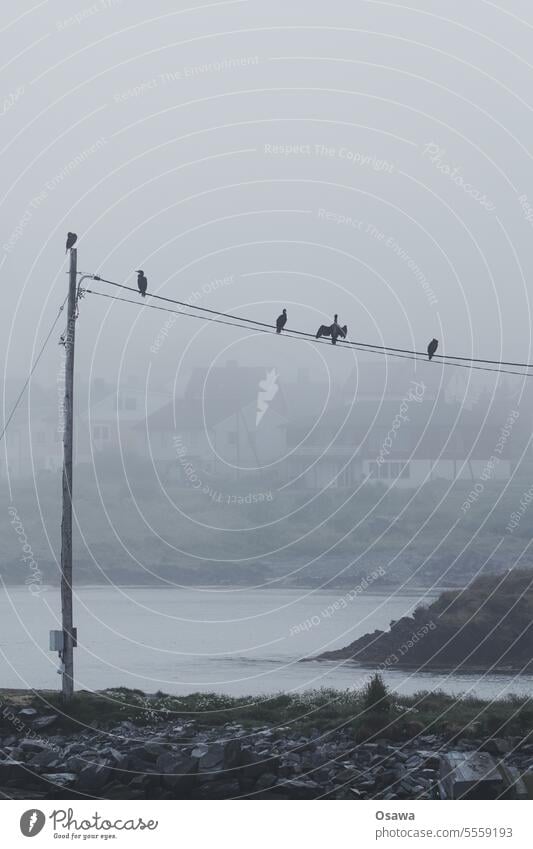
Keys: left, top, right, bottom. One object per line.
{"left": 313, "top": 570, "right": 533, "bottom": 672}
{"left": 1, "top": 708, "right": 533, "bottom": 800}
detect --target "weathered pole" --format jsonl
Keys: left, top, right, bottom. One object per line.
{"left": 60, "top": 246, "right": 77, "bottom": 700}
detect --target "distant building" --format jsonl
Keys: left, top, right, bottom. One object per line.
{"left": 285, "top": 393, "right": 519, "bottom": 489}
{"left": 78, "top": 384, "right": 170, "bottom": 461}
{"left": 1, "top": 380, "right": 170, "bottom": 480}
{"left": 142, "top": 361, "right": 288, "bottom": 480}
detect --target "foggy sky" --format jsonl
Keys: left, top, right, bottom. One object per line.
{"left": 2, "top": 0, "right": 533, "bottom": 404}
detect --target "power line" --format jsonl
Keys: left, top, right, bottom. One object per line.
{"left": 83, "top": 287, "right": 533, "bottom": 379}
{"left": 89, "top": 274, "right": 533, "bottom": 371}
{"left": 0, "top": 295, "right": 69, "bottom": 443}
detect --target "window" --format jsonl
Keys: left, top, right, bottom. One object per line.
{"left": 368, "top": 461, "right": 409, "bottom": 481}
{"left": 379, "top": 462, "right": 390, "bottom": 479}
{"left": 228, "top": 431, "right": 238, "bottom": 445}
{"left": 93, "top": 425, "right": 110, "bottom": 440}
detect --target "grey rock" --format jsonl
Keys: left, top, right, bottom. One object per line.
{"left": 29, "top": 750, "right": 61, "bottom": 769}
{"left": 156, "top": 752, "right": 197, "bottom": 793}
{"left": 19, "top": 739, "right": 48, "bottom": 753}
{"left": 198, "top": 745, "right": 224, "bottom": 771}
{"left": 240, "top": 748, "right": 280, "bottom": 780}
{"left": 100, "top": 747, "right": 126, "bottom": 763}
{"left": 78, "top": 761, "right": 112, "bottom": 790}
{"left": 42, "top": 772, "right": 77, "bottom": 787}
{"left": 0, "top": 760, "right": 28, "bottom": 784}
{"left": 143, "top": 741, "right": 170, "bottom": 758}
{"left": 32, "top": 715, "right": 58, "bottom": 730}
{"left": 277, "top": 779, "right": 321, "bottom": 799}
{"left": 254, "top": 772, "right": 278, "bottom": 791}
{"left": 196, "top": 779, "right": 241, "bottom": 799}
{"left": 191, "top": 743, "right": 209, "bottom": 759}
{"left": 127, "top": 745, "right": 159, "bottom": 764}
{"left": 482, "top": 738, "right": 511, "bottom": 756}
{"left": 64, "top": 755, "right": 85, "bottom": 772}
{"left": 223, "top": 739, "right": 242, "bottom": 770}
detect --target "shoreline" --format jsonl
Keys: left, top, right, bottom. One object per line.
{"left": 0, "top": 686, "right": 532, "bottom": 800}
{"left": 0, "top": 582, "right": 446, "bottom": 594}
{"left": 306, "top": 658, "right": 533, "bottom": 676}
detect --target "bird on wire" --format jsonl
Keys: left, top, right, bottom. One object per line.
{"left": 316, "top": 314, "right": 348, "bottom": 345}
{"left": 427, "top": 338, "right": 439, "bottom": 360}
{"left": 276, "top": 308, "right": 287, "bottom": 333}
{"left": 65, "top": 232, "right": 77, "bottom": 253}
{"left": 136, "top": 270, "right": 148, "bottom": 297}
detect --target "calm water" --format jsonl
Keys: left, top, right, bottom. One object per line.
{"left": 0, "top": 586, "right": 531, "bottom": 699}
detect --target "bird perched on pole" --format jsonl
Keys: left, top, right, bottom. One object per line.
{"left": 276, "top": 309, "right": 287, "bottom": 333}
{"left": 65, "top": 232, "right": 77, "bottom": 253}
{"left": 427, "top": 338, "right": 438, "bottom": 360}
{"left": 136, "top": 270, "right": 148, "bottom": 297}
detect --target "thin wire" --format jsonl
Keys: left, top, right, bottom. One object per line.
{"left": 84, "top": 288, "right": 533, "bottom": 378}
{"left": 90, "top": 274, "right": 533, "bottom": 370}
{"left": 0, "top": 295, "right": 69, "bottom": 443}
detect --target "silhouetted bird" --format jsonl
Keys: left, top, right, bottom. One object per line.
{"left": 331, "top": 321, "right": 347, "bottom": 345}
{"left": 276, "top": 309, "right": 287, "bottom": 333}
{"left": 65, "top": 232, "right": 77, "bottom": 253}
{"left": 427, "top": 338, "right": 438, "bottom": 360}
{"left": 316, "top": 314, "right": 348, "bottom": 344}
{"left": 136, "top": 270, "right": 148, "bottom": 297}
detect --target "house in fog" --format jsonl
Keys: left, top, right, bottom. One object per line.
{"left": 2, "top": 409, "right": 63, "bottom": 480}
{"left": 1, "top": 379, "right": 171, "bottom": 480}
{"left": 142, "top": 361, "right": 288, "bottom": 480}
{"left": 285, "top": 388, "right": 520, "bottom": 490}
{"left": 77, "top": 379, "right": 171, "bottom": 461}
{"left": 0, "top": 378, "right": 64, "bottom": 479}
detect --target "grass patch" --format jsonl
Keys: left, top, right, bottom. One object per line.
{"left": 0, "top": 685, "right": 530, "bottom": 742}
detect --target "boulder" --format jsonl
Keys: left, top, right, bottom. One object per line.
{"left": 64, "top": 756, "right": 85, "bottom": 772}
{"left": 32, "top": 716, "right": 58, "bottom": 730}
{"left": 19, "top": 739, "right": 48, "bottom": 753}
{"left": 276, "top": 779, "right": 321, "bottom": 799}
{"left": 78, "top": 761, "right": 112, "bottom": 791}
{"left": 128, "top": 744, "right": 160, "bottom": 764}
{"left": 29, "top": 750, "right": 61, "bottom": 769}
{"left": 254, "top": 772, "right": 278, "bottom": 791}
{"left": 42, "top": 773, "right": 77, "bottom": 788}
{"left": 156, "top": 752, "right": 197, "bottom": 794}
{"left": 482, "top": 738, "right": 511, "bottom": 756}
{"left": 0, "top": 760, "right": 29, "bottom": 784}
{"left": 239, "top": 748, "right": 280, "bottom": 780}
{"left": 439, "top": 752, "right": 503, "bottom": 799}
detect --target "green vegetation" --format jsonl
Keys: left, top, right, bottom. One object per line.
{"left": 317, "top": 569, "right": 533, "bottom": 671}
{"left": 362, "top": 673, "right": 391, "bottom": 716}
{"left": 1, "top": 684, "right": 532, "bottom": 742}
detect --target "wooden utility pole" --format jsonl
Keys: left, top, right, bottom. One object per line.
{"left": 60, "top": 246, "right": 77, "bottom": 701}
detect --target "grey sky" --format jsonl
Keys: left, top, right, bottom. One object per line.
{"left": 2, "top": 0, "right": 533, "bottom": 399}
